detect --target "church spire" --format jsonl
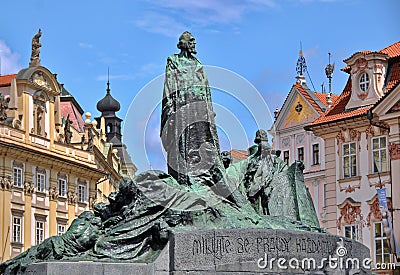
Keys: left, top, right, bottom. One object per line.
{"left": 106, "top": 67, "right": 111, "bottom": 95}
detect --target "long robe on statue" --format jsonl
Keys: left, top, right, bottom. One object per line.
{"left": 160, "top": 53, "right": 221, "bottom": 186}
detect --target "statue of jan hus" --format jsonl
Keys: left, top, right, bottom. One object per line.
{"left": 160, "top": 31, "right": 222, "bottom": 186}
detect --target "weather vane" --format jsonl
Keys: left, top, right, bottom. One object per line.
{"left": 325, "top": 52, "right": 335, "bottom": 106}
{"left": 296, "top": 42, "right": 307, "bottom": 76}
{"left": 325, "top": 52, "right": 335, "bottom": 92}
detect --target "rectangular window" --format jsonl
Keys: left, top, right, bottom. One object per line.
{"left": 36, "top": 221, "right": 44, "bottom": 245}
{"left": 297, "top": 147, "right": 304, "bottom": 162}
{"left": 323, "top": 183, "right": 327, "bottom": 208}
{"left": 36, "top": 172, "right": 46, "bottom": 192}
{"left": 344, "top": 225, "right": 356, "bottom": 240}
{"left": 78, "top": 185, "right": 86, "bottom": 203}
{"left": 57, "top": 224, "right": 66, "bottom": 236}
{"left": 374, "top": 222, "right": 391, "bottom": 264}
{"left": 283, "top": 150, "right": 289, "bottom": 165}
{"left": 13, "top": 167, "right": 23, "bottom": 187}
{"left": 58, "top": 178, "right": 67, "bottom": 197}
{"left": 343, "top": 142, "right": 357, "bottom": 178}
{"left": 312, "top": 144, "right": 320, "bottom": 165}
{"left": 372, "top": 136, "right": 387, "bottom": 173}
{"left": 12, "top": 216, "right": 22, "bottom": 243}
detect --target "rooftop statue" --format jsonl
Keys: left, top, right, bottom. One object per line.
{"left": 29, "top": 29, "right": 42, "bottom": 67}
{"left": 0, "top": 32, "right": 322, "bottom": 275}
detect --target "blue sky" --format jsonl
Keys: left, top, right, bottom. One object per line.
{"left": 0, "top": 0, "right": 399, "bottom": 172}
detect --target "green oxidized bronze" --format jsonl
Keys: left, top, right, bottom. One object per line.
{"left": 0, "top": 32, "right": 323, "bottom": 275}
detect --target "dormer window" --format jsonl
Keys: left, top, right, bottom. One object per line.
{"left": 359, "top": 72, "right": 370, "bottom": 92}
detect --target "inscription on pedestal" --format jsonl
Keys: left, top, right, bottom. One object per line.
{"left": 172, "top": 229, "right": 371, "bottom": 274}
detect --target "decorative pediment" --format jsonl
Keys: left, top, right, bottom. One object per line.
{"left": 281, "top": 93, "right": 318, "bottom": 128}
{"left": 33, "top": 90, "right": 49, "bottom": 103}
{"left": 389, "top": 100, "right": 400, "bottom": 113}
{"left": 16, "top": 66, "right": 61, "bottom": 97}
{"left": 335, "top": 127, "right": 361, "bottom": 154}
{"left": 274, "top": 84, "right": 323, "bottom": 132}
{"left": 337, "top": 198, "right": 362, "bottom": 230}
{"left": 373, "top": 83, "right": 400, "bottom": 116}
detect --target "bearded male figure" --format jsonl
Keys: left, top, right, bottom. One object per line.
{"left": 160, "top": 31, "right": 222, "bottom": 186}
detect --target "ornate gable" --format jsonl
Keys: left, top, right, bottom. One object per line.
{"left": 16, "top": 66, "right": 61, "bottom": 98}
{"left": 276, "top": 85, "right": 322, "bottom": 131}
{"left": 337, "top": 198, "right": 362, "bottom": 230}
{"left": 344, "top": 52, "right": 389, "bottom": 110}
{"left": 282, "top": 93, "right": 316, "bottom": 128}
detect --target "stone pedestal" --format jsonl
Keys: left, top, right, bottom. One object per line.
{"left": 19, "top": 229, "right": 372, "bottom": 274}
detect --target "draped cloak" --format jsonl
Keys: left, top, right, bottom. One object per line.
{"left": 160, "top": 54, "right": 221, "bottom": 186}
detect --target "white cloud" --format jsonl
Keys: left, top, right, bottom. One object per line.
{"left": 0, "top": 40, "right": 23, "bottom": 75}
{"left": 134, "top": 0, "right": 278, "bottom": 36}
{"left": 79, "top": 42, "right": 93, "bottom": 49}
{"left": 133, "top": 12, "right": 188, "bottom": 37}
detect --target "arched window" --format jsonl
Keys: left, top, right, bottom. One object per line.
{"left": 359, "top": 72, "right": 370, "bottom": 92}
{"left": 106, "top": 123, "right": 112, "bottom": 133}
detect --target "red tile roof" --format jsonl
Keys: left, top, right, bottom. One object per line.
{"left": 386, "top": 60, "right": 400, "bottom": 92}
{"left": 295, "top": 84, "right": 339, "bottom": 115}
{"left": 294, "top": 84, "right": 325, "bottom": 115}
{"left": 60, "top": 101, "right": 85, "bottom": 132}
{"left": 314, "top": 92, "right": 339, "bottom": 107}
{"left": 230, "top": 149, "right": 248, "bottom": 161}
{"left": 0, "top": 74, "right": 16, "bottom": 87}
{"left": 308, "top": 41, "right": 400, "bottom": 127}
{"left": 341, "top": 42, "right": 400, "bottom": 72}
{"left": 380, "top": 41, "right": 400, "bottom": 58}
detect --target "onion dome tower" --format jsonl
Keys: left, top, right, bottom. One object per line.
{"left": 96, "top": 78, "right": 122, "bottom": 144}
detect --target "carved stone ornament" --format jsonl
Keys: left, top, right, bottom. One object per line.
{"left": 31, "top": 72, "right": 51, "bottom": 89}
{"left": 389, "top": 142, "right": 400, "bottom": 160}
{"left": 49, "top": 186, "right": 59, "bottom": 201}
{"left": 365, "top": 122, "right": 389, "bottom": 140}
{"left": 24, "top": 181, "right": 35, "bottom": 195}
{"left": 67, "top": 190, "right": 77, "bottom": 205}
{"left": 282, "top": 137, "right": 290, "bottom": 148}
{"left": 336, "top": 127, "right": 361, "bottom": 154}
{"left": 357, "top": 92, "right": 368, "bottom": 101}
{"left": 0, "top": 93, "right": 10, "bottom": 122}
{"left": 367, "top": 196, "right": 392, "bottom": 226}
{"left": 296, "top": 134, "right": 304, "bottom": 144}
{"left": 0, "top": 176, "right": 13, "bottom": 190}
{"left": 344, "top": 185, "right": 358, "bottom": 193}
{"left": 337, "top": 200, "right": 362, "bottom": 230}
{"left": 351, "top": 58, "right": 370, "bottom": 75}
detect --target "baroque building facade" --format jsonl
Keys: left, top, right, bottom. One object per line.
{"left": 306, "top": 41, "right": 400, "bottom": 272}
{"left": 0, "top": 31, "right": 135, "bottom": 261}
